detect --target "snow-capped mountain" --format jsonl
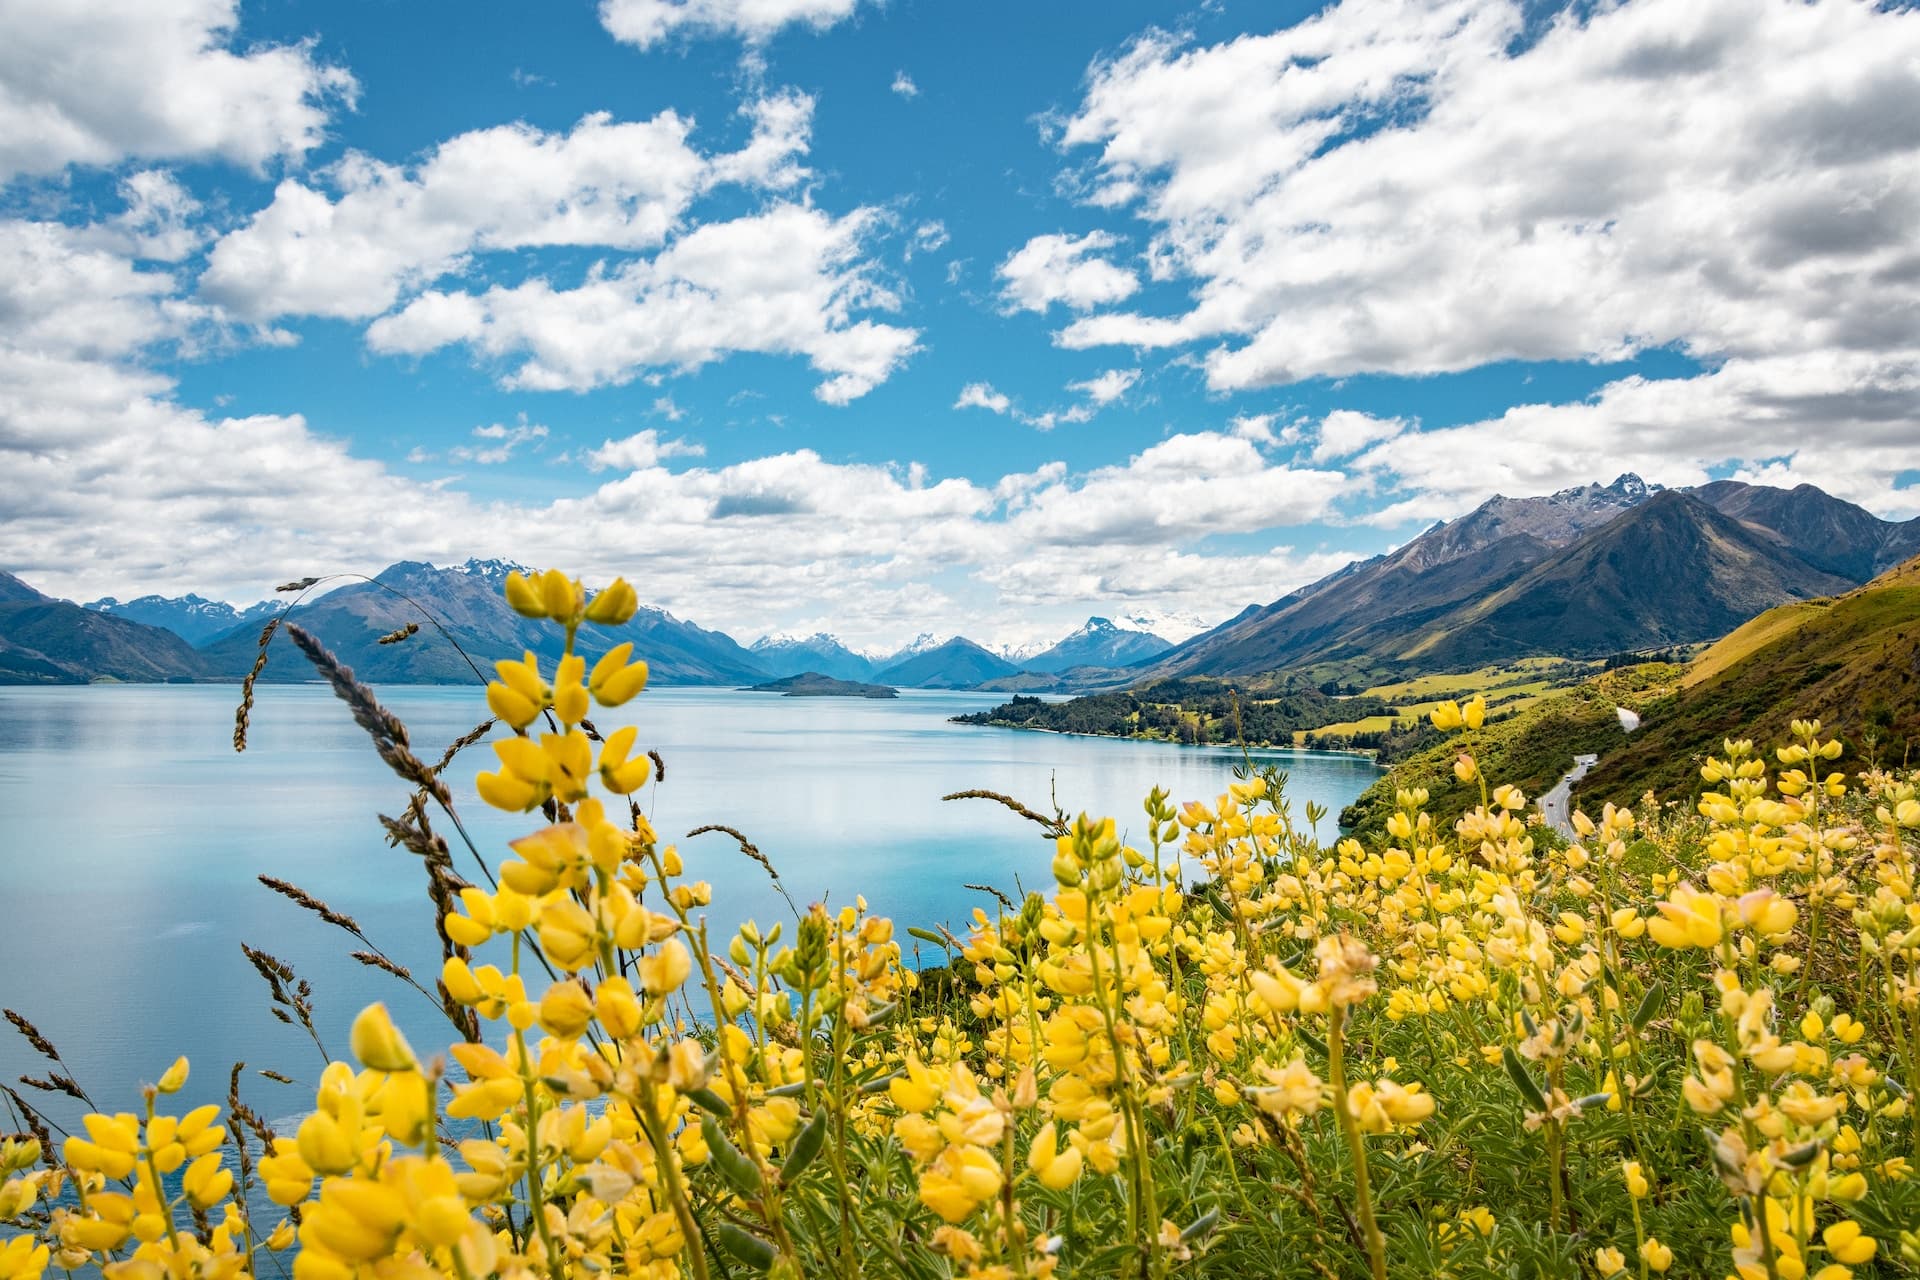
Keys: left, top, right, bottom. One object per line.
{"left": 84, "top": 594, "right": 281, "bottom": 646}
{"left": 1116, "top": 608, "right": 1221, "bottom": 645}
{"left": 454, "top": 557, "right": 534, "bottom": 584}
{"left": 750, "top": 632, "right": 879, "bottom": 682}
{"left": 1024, "top": 617, "right": 1173, "bottom": 673}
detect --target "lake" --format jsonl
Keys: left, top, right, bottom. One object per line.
{"left": 0, "top": 683, "right": 1379, "bottom": 1128}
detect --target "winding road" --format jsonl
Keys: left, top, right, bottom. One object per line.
{"left": 1538, "top": 753, "right": 1598, "bottom": 836}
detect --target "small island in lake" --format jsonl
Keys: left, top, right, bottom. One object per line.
{"left": 745, "top": 671, "right": 899, "bottom": 699}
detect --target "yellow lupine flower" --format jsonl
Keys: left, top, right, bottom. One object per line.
{"left": 182, "top": 1152, "right": 232, "bottom": 1209}
{"left": 598, "top": 725, "right": 652, "bottom": 794}
{"left": 1647, "top": 883, "right": 1724, "bottom": 949}
{"left": 1822, "top": 1221, "right": 1876, "bottom": 1265}
{"left": 349, "top": 1003, "right": 415, "bottom": 1073}
{"left": 584, "top": 577, "right": 638, "bottom": 626}
{"left": 637, "top": 938, "right": 692, "bottom": 996}
{"left": 1025, "top": 1122, "right": 1083, "bottom": 1190}
{"left": 589, "top": 642, "right": 649, "bottom": 707}
{"left": 551, "top": 654, "right": 589, "bottom": 725}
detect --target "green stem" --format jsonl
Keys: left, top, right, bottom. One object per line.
{"left": 1328, "top": 1006, "right": 1386, "bottom": 1280}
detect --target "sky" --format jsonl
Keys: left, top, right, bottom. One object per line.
{"left": 3, "top": 0, "right": 1918, "bottom": 652}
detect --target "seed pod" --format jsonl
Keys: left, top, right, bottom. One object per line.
{"left": 716, "top": 1224, "right": 778, "bottom": 1271}
{"left": 1502, "top": 1046, "right": 1548, "bottom": 1112}
{"left": 1631, "top": 982, "right": 1666, "bottom": 1032}
{"left": 906, "top": 927, "right": 947, "bottom": 947}
{"left": 1295, "top": 1026, "right": 1329, "bottom": 1059}
{"left": 857, "top": 1071, "right": 904, "bottom": 1095}
{"left": 700, "top": 1115, "right": 763, "bottom": 1199}
{"left": 780, "top": 1109, "right": 828, "bottom": 1186}
{"left": 685, "top": 1087, "right": 730, "bottom": 1117}
{"left": 1180, "top": 1209, "right": 1220, "bottom": 1242}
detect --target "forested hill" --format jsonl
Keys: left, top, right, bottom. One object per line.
{"left": 953, "top": 679, "right": 1388, "bottom": 745}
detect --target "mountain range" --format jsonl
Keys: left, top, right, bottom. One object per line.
{"left": 1139, "top": 475, "right": 1919, "bottom": 682}
{"left": 5, "top": 475, "right": 1915, "bottom": 690}
{"left": 0, "top": 560, "right": 1185, "bottom": 690}
{"left": 84, "top": 594, "right": 282, "bottom": 646}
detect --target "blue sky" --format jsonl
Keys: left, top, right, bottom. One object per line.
{"left": 3, "top": 0, "right": 1918, "bottom": 650}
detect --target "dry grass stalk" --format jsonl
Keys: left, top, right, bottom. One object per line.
{"left": 257, "top": 875, "right": 361, "bottom": 934}
{"left": 431, "top": 718, "right": 496, "bottom": 777}
{"left": 285, "top": 624, "right": 451, "bottom": 808}
{"left": 232, "top": 616, "right": 283, "bottom": 754}
{"left": 941, "top": 788, "right": 1069, "bottom": 838}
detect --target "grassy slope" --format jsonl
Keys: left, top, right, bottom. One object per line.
{"left": 1579, "top": 566, "right": 1920, "bottom": 806}
{"left": 1338, "top": 665, "right": 1681, "bottom": 838}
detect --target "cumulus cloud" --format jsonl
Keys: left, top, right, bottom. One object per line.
{"left": 1052, "top": 0, "right": 1920, "bottom": 497}
{"left": 449, "top": 418, "right": 549, "bottom": 465}
{"left": 0, "top": 220, "right": 190, "bottom": 362}
{"left": 367, "top": 204, "right": 917, "bottom": 402}
{"left": 0, "top": 0, "right": 355, "bottom": 180}
{"left": 954, "top": 382, "right": 1012, "bottom": 414}
{"left": 598, "top": 0, "right": 868, "bottom": 48}
{"left": 891, "top": 71, "right": 919, "bottom": 98}
{"left": 1349, "top": 352, "right": 1920, "bottom": 523}
{"left": 204, "top": 93, "right": 813, "bottom": 322}
{"left": 1312, "top": 409, "right": 1405, "bottom": 462}
{"left": 998, "top": 231, "right": 1140, "bottom": 313}
{"left": 1067, "top": 367, "right": 1140, "bottom": 406}
{"left": 585, "top": 429, "right": 705, "bottom": 472}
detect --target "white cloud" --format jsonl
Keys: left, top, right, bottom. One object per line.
{"left": 908, "top": 220, "right": 949, "bottom": 257}
{"left": 106, "top": 171, "right": 205, "bottom": 263}
{"left": 954, "top": 382, "right": 1011, "bottom": 414}
{"left": 1311, "top": 409, "right": 1405, "bottom": 462}
{"left": 598, "top": 0, "right": 868, "bottom": 48}
{"left": 1350, "top": 352, "right": 1920, "bottom": 523}
{"left": 1051, "top": 0, "right": 1920, "bottom": 482}
{"left": 450, "top": 418, "right": 549, "bottom": 465}
{"left": 0, "top": 220, "right": 182, "bottom": 362}
{"left": 586, "top": 429, "right": 705, "bottom": 472}
{"left": 1003, "top": 431, "right": 1348, "bottom": 547}
{"left": 368, "top": 205, "right": 918, "bottom": 402}
{"left": 204, "top": 93, "right": 813, "bottom": 322}
{"left": 998, "top": 231, "right": 1140, "bottom": 314}
{"left": 0, "top": 0, "right": 355, "bottom": 180}
{"left": 1067, "top": 367, "right": 1140, "bottom": 405}
{"left": 891, "top": 71, "right": 919, "bottom": 99}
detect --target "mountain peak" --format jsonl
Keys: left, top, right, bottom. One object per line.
{"left": 457, "top": 557, "right": 532, "bottom": 582}
{"left": 1609, "top": 473, "right": 1651, "bottom": 500}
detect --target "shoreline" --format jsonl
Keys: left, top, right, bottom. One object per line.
{"left": 950, "top": 715, "right": 1384, "bottom": 762}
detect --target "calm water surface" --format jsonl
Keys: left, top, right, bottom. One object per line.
{"left": 0, "top": 683, "right": 1378, "bottom": 1125}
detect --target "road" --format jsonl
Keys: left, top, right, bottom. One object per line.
{"left": 1538, "top": 753, "right": 1598, "bottom": 836}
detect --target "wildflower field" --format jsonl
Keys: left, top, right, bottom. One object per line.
{"left": 5, "top": 570, "right": 1920, "bottom": 1280}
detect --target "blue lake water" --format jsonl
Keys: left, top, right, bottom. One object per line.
{"left": 0, "top": 683, "right": 1378, "bottom": 1128}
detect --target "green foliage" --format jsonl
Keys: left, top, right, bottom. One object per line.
{"left": 953, "top": 679, "right": 1388, "bottom": 746}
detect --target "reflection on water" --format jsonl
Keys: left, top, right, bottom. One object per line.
{"left": 0, "top": 683, "right": 1378, "bottom": 1126}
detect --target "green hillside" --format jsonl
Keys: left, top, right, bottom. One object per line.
{"left": 1337, "top": 665, "right": 1679, "bottom": 838}
{"left": 1578, "top": 556, "right": 1920, "bottom": 806}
